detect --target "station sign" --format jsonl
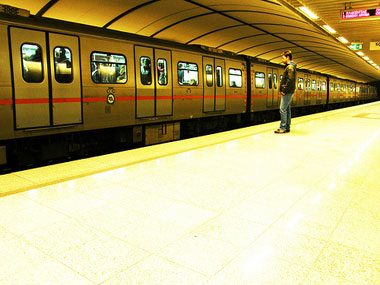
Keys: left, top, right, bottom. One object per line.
{"left": 370, "top": 41, "right": 380, "bottom": 50}
{"left": 341, "top": 7, "right": 380, "bottom": 21}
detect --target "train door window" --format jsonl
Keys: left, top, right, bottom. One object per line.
{"left": 255, "top": 72, "right": 265, "bottom": 88}
{"left": 205, "top": 64, "right": 213, "bottom": 87}
{"left": 312, "top": 80, "right": 316, "bottom": 91}
{"left": 178, "top": 62, "right": 198, "bottom": 86}
{"left": 330, "top": 83, "right": 334, "bottom": 92}
{"left": 273, "top": 74, "right": 278, "bottom": 89}
{"left": 268, "top": 73, "right": 272, "bottom": 89}
{"left": 21, "top": 43, "right": 43, "bottom": 83}
{"left": 317, "top": 80, "right": 321, "bottom": 91}
{"left": 306, "top": 79, "right": 311, "bottom": 91}
{"left": 157, "top": 58, "right": 167, "bottom": 85}
{"left": 216, "top": 66, "right": 223, "bottom": 87}
{"left": 337, "top": 84, "right": 341, "bottom": 92}
{"left": 229, "top": 68, "right": 242, "bottom": 87}
{"left": 297, "top": 78, "right": 304, "bottom": 90}
{"left": 322, "top": 81, "right": 326, "bottom": 91}
{"left": 140, "top": 56, "right": 152, "bottom": 85}
{"left": 91, "top": 52, "right": 127, "bottom": 84}
{"left": 54, "top": 47, "right": 73, "bottom": 83}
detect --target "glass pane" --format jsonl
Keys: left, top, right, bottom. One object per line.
{"left": 312, "top": 80, "right": 316, "bottom": 91}
{"left": 322, "top": 81, "right": 326, "bottom": 91}
{"left": 229, "top": 68, "right": 242, "bottom": 87}
{"left": 157, "top": 59, "right": 167, "bottom": 85}
{"left": 54, "top": 47, "right": 73, "bottom": 83}
{"left": 273, "top": 74, "right": 277, "bottom": 89}
{"left": 91, "top": 52, "right": 127, "bottom": 84}
{"left": 268, "top": 73, "right": 272, "bottom": 89}
{"left": 21, "top": 44, "right": 43, "bottom": 83}
{"left": 298, "top": 78, "right": 304, "bottom": 90}
{"left": 178, "top": 62, "right": 198, "bottom": 86}
{"left": 255, "top": 72, "right": 265, "bottom": 88}
{"left": 140, "top": 56, "right": 152, "bottom": 85}
{"left": 205, "top": 64, "right": 213, "bottom": 87}
{"left": 216, "top": 66, "right": 223, "bottom": 87}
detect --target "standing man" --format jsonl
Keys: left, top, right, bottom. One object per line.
{"left": 275, "top": 50, "right": 297, "bottom": 134}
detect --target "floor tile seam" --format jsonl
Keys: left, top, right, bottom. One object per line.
{"left": 303, "top": 267, "right": 361, "bottom": 283}
{"left": 2, "top": 102, "right": 378, "bottom": 198}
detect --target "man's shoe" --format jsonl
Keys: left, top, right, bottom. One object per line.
{"left": 285, "top": 129, "right": 290, "bottom": 133}
{"left": 274, "top": 129, "right": 286, "bottom": 134}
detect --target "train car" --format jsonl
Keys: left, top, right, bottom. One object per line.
{"left": 0, "top": 12, "right": 377, "bottom": 170}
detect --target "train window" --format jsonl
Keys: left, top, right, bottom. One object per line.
{"left": 21, "top": 43, "right": 43, "bottom": 83}
{"left": 306, "top": 79, "right": 311, "bottom": 91}
{"left": 312, "top": 80, "right": 316, "bottom": 91}
{"left": 178, "top": 62, "right": 198, "bottom": 86}
{"left": 273, "top": 74, "right": 278, "bottom": 89}
{"left": 322, "top": 81, "right": 326, "bottom": 91}
{"left": 330, "top": 83, "right": 334, "bottom": 92}
{"left": 216, "top": 66, "right": 223, "bottom": 87}
{"left": 268, "top": 73, "right": 272, "bottom": 89}
{"left": 140, "top": 56, "right": 152, "bottom": 85}
{"left": 91, "top": 52, "right": 127, "bottom": 84}
{"left": 317, "top": 80, "right": 321, "bottom": 91}
{"left": 205, "top": 64, "right": 213, "bottom": 87}
{"left": 297, "top": 78, "right": 304, "bottom": 90}
{"left": 229, "top": 68, "right": 242, "bottom": 88}
{"left": 337, "top": 84, "right": 341, "bottom": 92}
{"left": 54, "top": 47, "right": 73, "bottom": 83}
{"left": 157, "top": 58, "right": 167, "bottom": 86}
{"left": 255, "top": 72, "right": 265, "bottom": 88}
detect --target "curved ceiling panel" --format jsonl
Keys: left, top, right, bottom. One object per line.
{"left": 1, "top": 0, "right": 379, "bottom": 82}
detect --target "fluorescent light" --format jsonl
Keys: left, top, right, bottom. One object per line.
{"left": 356, "top": 51, "right": 364, "bottom": 56}
{"left": 363, "top": 56, "right": 370, "bottom": 60}
{"left": 338, "top": 37, "right": 349, "bottom": 43}
{"left": 323, "top": 25, "right": 336, "bottom": 33}
{"left": 368, "top": 60, "right": 374, "bottom": 64}
{"left": 371, "top": 63, "right": 377, "bottom": 66}
{"left": 299, "top": 7, "right": 319, "bottom": 19}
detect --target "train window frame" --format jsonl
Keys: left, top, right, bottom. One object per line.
{"left": 205, "top": 64, "right": 213, "bottom": 87}
{"left": 268, "top": 73, "right": 272, "bottom": 89}
{"left": 298, "top": 78, "right": 304, "bottom": 90}
{"left": 91, "top": 51, "right": 127, "bottom": 84}
{"left": 255, "top": 72, "right": 265, "bottom": 89}
{"left": 312, "top": 80, "right": 316, "bottom": 91}
{"left": 53, "top": 46, "right": 73, "bottom": 84}
{"left": 21, "top": 43, "right": 44, "bottom": 83}
{"left": 157, "top": 58, "right": 168, "bottom": 86}
{"left": 229, "top": 68, "right": 242, "bottom": 88}
{"left": 322, "top": 81, "right": 326, "bottom": 91}
{"left": 216, "top": 66, "right": 223, "bottom": 87}
{"left": 177, "top": 61, "right": 199, "bottom": 86}
{"left": 140, "top": 56, "right": 152, "bottom": 85}
{"left": 273, "top": 74, "right": 278, "bottom": 89}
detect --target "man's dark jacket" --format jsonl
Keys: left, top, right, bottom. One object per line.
{"left": 280, "top": 61, "right": 297, "bottom": 94}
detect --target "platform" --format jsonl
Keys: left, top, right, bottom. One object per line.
{"left": 1, "top": 102, "right": 380, "bottom": 283}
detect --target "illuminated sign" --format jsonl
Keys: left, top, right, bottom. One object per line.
{"left": 341, "top": 7, "right": 380, "bottom": 21}
{"left": 349, "top": 42, "right": 363, "bottom": 51}
{"left": 370, "top": 42, "right": 380, "bottom": 50}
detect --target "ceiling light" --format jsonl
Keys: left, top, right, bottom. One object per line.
{"left": 323, "top": 25, "right": 336, "bottom": 33}
{"left": 363, "top": 56, "right": 370, "bottom": 60}
{"left": 356, "top": 51, "right": 365, "bottom": 56}
{"left": 368, "top": 60, "right": 374, "bottom": 64}
{"left": 371, "top": 63, "right": 377, "bottom": 66}
{"left": 338, "top": 37, "right": 349, "bottom": 43}
{"left": 299, "top": 7, "right": 319, "bottom": 19}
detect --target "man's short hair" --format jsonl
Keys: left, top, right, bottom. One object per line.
{"left": 282, "top": 50, "right": 292, "bottom": 60}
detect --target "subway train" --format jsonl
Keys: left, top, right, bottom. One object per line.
{"left": 0, "top": 13, "right": 378, "bottom": 170}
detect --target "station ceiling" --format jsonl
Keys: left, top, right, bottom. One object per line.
{"left": 2, "top": 0, "right": 380, "bottom": 83}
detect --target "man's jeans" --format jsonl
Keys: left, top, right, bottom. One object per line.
{"left": 279, "top": 92, "right": 294, "bottom": 130}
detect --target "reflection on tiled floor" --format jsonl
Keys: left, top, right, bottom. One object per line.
{"left": 1, "top": 102, "right": 380, "bottom": 284}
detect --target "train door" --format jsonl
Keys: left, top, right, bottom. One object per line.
{"left": 266, "top": 68, "right": 279, "bottom": 108}
{"left": 10, "top": 27, "right": 82, "bottom": 129}
{"left": 135, "top": 46, "right": 173, "bottom": 118}
{"left": 203, "top": 57, "right": 226, "bottom": 112}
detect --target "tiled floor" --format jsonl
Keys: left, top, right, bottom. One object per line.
{"left": 1, "top": 102, "right": 380, "bottom": 284}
